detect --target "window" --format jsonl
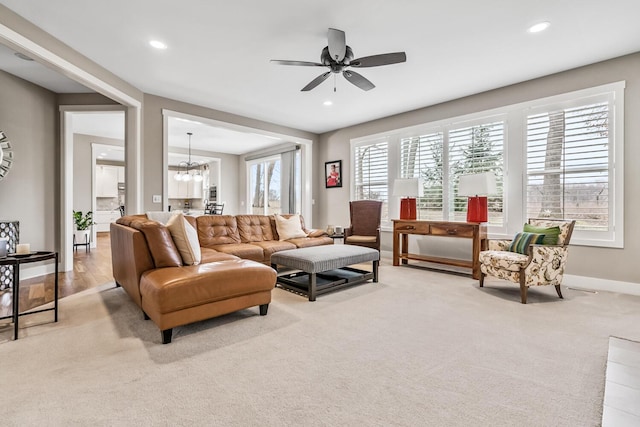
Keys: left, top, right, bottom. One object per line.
{"left": 353, "top": 141, "right": 389, "bottom": 220}
{"left": 399, "top": 120, "right": 504, "bottom": 224}
{"left": 400, "top": 132, "right": 444, "bottom": 220}
{"left": 248, "top": 157, "right": 281, "bottom": 215}
{"left": 350, "top": 82, "right": 624, "bottom": 247}
{"left": 526, "top": 96, "right": 611, "bottom": 232}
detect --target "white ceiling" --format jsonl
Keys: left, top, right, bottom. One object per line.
{"left": 1, "top": 1, "right": 640, "bottom": 135}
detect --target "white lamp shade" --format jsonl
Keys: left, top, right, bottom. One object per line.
{"left": 458, "top": 172, "right": 497, "bottom": 196}
{"left": 392, "top": 178, "right": 424, "bottom": 197}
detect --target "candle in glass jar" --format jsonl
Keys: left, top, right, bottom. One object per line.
{"left": 16, "top": 243, "right": 30, "bottom": 254}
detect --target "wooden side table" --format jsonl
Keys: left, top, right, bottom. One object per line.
{"left": 0, "top": 251, "right": 58, "bottom": 340}
{"left": 392, "top": 220, "right": 487, "bottom": 279}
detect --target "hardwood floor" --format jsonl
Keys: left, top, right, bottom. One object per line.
{"left": 0, "top": 233, "right": 114, "bottom": 318}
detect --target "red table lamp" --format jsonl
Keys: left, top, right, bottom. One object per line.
{"left": 458, "top": 172, "right": 497, "bottom": 223}
{"left": 393, "top": 178, "right": 424, "bottom": 220}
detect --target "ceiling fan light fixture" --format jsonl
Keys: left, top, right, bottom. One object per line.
{"left": 271, "top": 28, "right": 406, "bottom": 92}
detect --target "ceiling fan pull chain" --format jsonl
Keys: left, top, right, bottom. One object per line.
{"left": 334, "top": 74, "right": 337, "bottom": 92}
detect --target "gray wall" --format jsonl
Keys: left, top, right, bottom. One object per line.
{"left": 0, "top": 70, "right": 57, "bottom": 251}
{"left": 142, "top": 94, "right": 318, "bottom": 215}
{"left": 317, "top": 52, "right": 640, "bottom": 284}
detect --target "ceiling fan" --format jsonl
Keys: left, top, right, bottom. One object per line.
{"left": 271, "top": 28, "right": 407, "bottom": 92}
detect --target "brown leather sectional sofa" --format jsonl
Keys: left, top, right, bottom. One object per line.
{"left": 110, "top": 213, "right": 331, "bottom": 343}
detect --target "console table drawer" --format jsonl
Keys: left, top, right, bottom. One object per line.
{"left": 430, "top": 224, "right": 475, "bottom": 237}
{"left": 394, "top": 221, "right": 430, "bottom": 234}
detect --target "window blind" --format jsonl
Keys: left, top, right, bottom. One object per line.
{"left": 448, "top": 121, "right": 504, "bottom": 224}
{"left": 354, "top": 142, "right": 388, "bottom": 220}
{"left": 526, "top": 101, "right": 609, "bottom": 231}
{"left": 400, "top": 132, "right": 444, "bottom": 220}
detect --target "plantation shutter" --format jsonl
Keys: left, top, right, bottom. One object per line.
{"left": 526, "top": 100, "right": 609, "bottom": 231}
{"left": 400, "top": 132, "right": 444, "bottom": 220}
{"left": 353, "top": 141, "right": 389, "bottom": 221}
{"left": 447, "top": 121, "right": 504, "bottom": 224}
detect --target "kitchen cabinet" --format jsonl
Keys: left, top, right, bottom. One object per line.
{"left": 96, "top": 165, "right": 119, "bottom": 197}
{"left": 94, "top": 210, "right": 121, "bottom": 232}
{"left": 168, "top": 170, "right": 204, "bottom": 199}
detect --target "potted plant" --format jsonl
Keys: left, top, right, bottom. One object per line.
{"left": 73, "top": 210, "right": 94, "bottom": 244}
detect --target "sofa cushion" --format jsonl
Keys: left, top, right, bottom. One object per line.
{"left": 196, "top": 215, "right": 241, "bottom": 246}
{"left": 236, "top": 215, "right": 275, "bottom": 242}
{"left": 249, "top": 240, "right": 296, "bottom": 259}
{"left": 200, "top": 247, "right": 239, "bottom": 264}
{"left": 208, "top": 243, "right": 265, "bottom": 262}
{"left": 130, "top": 219, "right": 183, "bottom": 268}
{"left": 140, "top": 260, "right": 276, "bottom": 314}
{"left": 274, "top": 214, "right": 307, "bottom": 241}
{"left": 287, "top": 236, "right": 334, "bottom": 248}
{"left": 166, "top": 213, "right": 202, "bottom": 266}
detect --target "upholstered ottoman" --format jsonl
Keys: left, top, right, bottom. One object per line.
{"left": 270, "top": 245, "right": 379, "bottom": 301}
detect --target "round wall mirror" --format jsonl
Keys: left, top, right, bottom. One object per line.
{"left": 0, "top": 130, "right": 13, "bottom": 180}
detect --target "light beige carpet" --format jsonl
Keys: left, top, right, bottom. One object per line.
{"left": 2, "top": 263, "right": 640, "bottom": 426}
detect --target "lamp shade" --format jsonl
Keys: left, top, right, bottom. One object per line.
{"left": 392, "top": 178, "right": 424, "bottom": 197}
{"left": 458, "top": 172, "right": 497, "bottom": 196}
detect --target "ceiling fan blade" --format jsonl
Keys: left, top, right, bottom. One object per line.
{"left": 328, "top": 28, "right": 346, "bottom": 62}
{"left": 271, "top": 60, "right": 324, "bottom": 67}
{"left": 350, "top": 52, "right": 407, "bottom": 67}
{"left": 301, "top": 71, "right": 331, "bottom": 91}
{"left": 343, "top": 70, "right": 375, "bottom": 91}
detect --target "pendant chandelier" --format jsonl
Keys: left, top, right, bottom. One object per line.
{"left": 173, "top": 132, "right": 203, "bottom": 182}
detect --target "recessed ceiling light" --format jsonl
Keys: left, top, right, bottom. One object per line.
{"left": 149, "top": 40, "right": 168, "bottom": 50}
{"left": 323, "top": 100, "right": 333, "bottom": 106}
{"left": 528, "top": 22, "right": 550, "bottom": 33}
{"left": 100, "top": 153, "right": 107, "bottom": 156}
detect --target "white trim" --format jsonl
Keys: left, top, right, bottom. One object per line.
{"left": 564, "top": 274, "right": 640, "bottom": 297}
{"left": 1, "top": 21, "right": 143, "bottom": 272}
{"left": 0, "top": 24, "right": 141, "bottom": 108}
{"left": 162, "top": 109, "right": 313, "bottom": 223}
{"left": 351, "top": 81, "right": 625, "bottom": 248}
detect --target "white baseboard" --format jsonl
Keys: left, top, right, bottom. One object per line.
{"left": 564, "top": 275, "right": 640, "bottom": 297}
{"left": 381, "top": 250, "right": 640, "bottom": 297}
{"left": 19, "top": 263, "right": 57, "bottom": 281}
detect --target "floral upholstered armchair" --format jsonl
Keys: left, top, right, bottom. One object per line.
{"left": 478, "top": 218, "right": 576, "bottom": 304}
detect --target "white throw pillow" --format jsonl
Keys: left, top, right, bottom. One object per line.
{"left": 146, "top": 211, "right": 175, "bottom": 225}
{"left": 274, "top": 214, "right": 307, "bottom": 241}
{"left": 166, "top": 213, "right": 201, "bottom": 265}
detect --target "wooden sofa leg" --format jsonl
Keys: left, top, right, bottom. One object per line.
{"left": 479, "top": 272, "right": 485, "bottom": 287}
{"left": 259, "top": 304, "right": 269, "bottom": 316}
{"left": 162, "top": 329, "right": 173, "bottom": 344}
{"left": 555, "top": 285, "right": 563, "bottom": 299}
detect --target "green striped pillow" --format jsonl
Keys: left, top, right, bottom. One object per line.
{"left": 523, "top": 224, "right": 561, "bottom": 245}
{"left": 508, "top": 232, "right": 545, "bottom": 254}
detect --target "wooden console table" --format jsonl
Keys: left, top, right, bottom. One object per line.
{"left": 392, "top": 220, "right": 487, "bottom": 279}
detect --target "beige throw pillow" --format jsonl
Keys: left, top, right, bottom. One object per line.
{"left": 275, "top": 214, "right": 307, "bottom": 241}
{"left": 166, "top": 213, "right": 202, "bottom": 265}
